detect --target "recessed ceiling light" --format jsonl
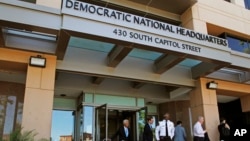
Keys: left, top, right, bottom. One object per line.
{"left": 60, "top": 94, "right": 66, "bottom": 97}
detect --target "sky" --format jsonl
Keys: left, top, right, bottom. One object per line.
{"left": 51, "top": 110, "right": 74, "bottom": 141}
{"left": 51, "top": 107, "right": 93, "bottom": 141}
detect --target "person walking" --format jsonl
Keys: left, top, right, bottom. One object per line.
{"left": 155, "top": 113, "right": 175, "bottom": 141}
{"left": 111, "top": 119, "right": 132, "bottom": 141}
{"left": 193, "top": 116, "right": 206, "bottom": 141}
{"left": 143, "top": 116, "right": 154, "bottom": 141}
{"left": 174, "top": 121, "right": 187, "bottom": 141}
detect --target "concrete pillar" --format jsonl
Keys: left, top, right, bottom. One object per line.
{"left": 240, "top": 95, "right": 250, "bottom": 112}
{"left": 22, "top": 54, "right": 56, "bottom": 140}
{"left": 181, "top": 5, "right": 208, "bottom": 34}
{"left": 190, "top": 78, "right": 219, "bottom": 141}
{"left": 0, "top": 48, "right": 57, "bottom": 139}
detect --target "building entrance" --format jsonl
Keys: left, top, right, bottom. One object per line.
{"left": 218, "top": 99, "right": 250, "bottom": 129}
{"left": 95, "top": 104, "right": 147, "bottom": 141}
{"left": 218, "top": 99, "right": 250, "bottom": 140}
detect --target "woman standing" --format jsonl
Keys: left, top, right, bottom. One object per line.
{"left": 218, "top": 118, "right": 230, "bottom": 141}
{"left": 174, "top": 121, "right": 187, "bottom": 141}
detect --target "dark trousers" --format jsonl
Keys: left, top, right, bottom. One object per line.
{"left": 220, "top": 139, "right": 229, "bottom": 141}
{"left": 220, "top": 137, "right": 229, "bottom": 141}
{"left": 193, "top": 136, "right": 204, "bottom": 141}
{"left": 160, "top": 136, "right": 172, "bottom": 141}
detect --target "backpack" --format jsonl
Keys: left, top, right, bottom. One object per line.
{"left": 204, "top": 132, "right": 210, "bottom": 141}
{"left": 222, "top": 127, "right": 230, "bottom": 137}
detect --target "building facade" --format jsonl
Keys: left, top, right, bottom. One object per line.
{"left": 0, "top": 0, "right": 250, "bottom": 141}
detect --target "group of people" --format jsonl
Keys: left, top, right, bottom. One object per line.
{"left": 111, "top": 113, "right": 187, "bottom": 141}
{"left": 192, "top": 116, "right": 230, "bottom": 141}
{"left": 111, "top": 113, "right": 230, "bottom": 141}
{"left": 192, "top": 116, "right": 231, "bottom": 141}
{"left": 146, "top": 113, "right": 186, "bottom": 141}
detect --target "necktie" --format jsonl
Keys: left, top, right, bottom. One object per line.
{"left": 166, "top": 121, "right": 169, "bottom": 137}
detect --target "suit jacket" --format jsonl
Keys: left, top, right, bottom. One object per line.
{"left": 112, "top": 126, "right": 132, "bottom": 141}
{"left": 143, "top": 123, "right": 153, "bottom": 141}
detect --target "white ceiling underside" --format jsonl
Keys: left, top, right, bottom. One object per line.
{"left": 0, "top": 69, "right": 240, "bottom": 104}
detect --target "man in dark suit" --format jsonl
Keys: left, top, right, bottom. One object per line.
{"left": 143, "top": 116, "right": 154, "bottom": 141}
{"left": 112, "top": 119, "right": 132, "bottom": 141}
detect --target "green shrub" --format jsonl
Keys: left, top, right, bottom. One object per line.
{"left": 1, "top": 129, "right": 50, "bottom": 141}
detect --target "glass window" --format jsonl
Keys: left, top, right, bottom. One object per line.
{"left": 226, "top": 36, "right": 250, "bottom": 54}
{"left": 51, "top": 110, "right": 74, "bottom": 141}
{"left": 245, "top": 0, "right": 250, "bottom": 10}
{"left": 0, "top": 82, "right": 24, "bottom": 140}
{"left": 137, "top": 108, "right": 147, "bottom": 141}
{"left": 81, "top": 106, "right": 94, "bottom": 141}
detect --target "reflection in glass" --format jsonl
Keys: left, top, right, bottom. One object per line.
{"left": 226, "top": 36, "right": 250, "bottom": 54}
{"left": 0, "top": 82, "right": 24, "bottom": 140}
{"left": 3, "top": 96, "right": 16, "bottom": 135}
{"left": 51, "top": 110, "right": 74, "bottom": 141}
{"left": 16, "top": 102, "right": 23, "bottom": 129}
{"left": 137, "top": 109, "right": 146, "bottom": 141}
{"left": 150, "top": 115, "right": 158, "bottom": 129}
{"left": 82, "top": 106, "right": 94, "bottom": 141}
{"left": 95, "top": 105, "right": 108, "bottom": 141}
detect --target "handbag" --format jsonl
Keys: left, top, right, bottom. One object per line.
{"left": 204, "top": 132, "right": 210, "bottom": 141}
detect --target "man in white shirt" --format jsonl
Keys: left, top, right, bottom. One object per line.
{"left": 193, "top": 116, "right": 207, "bottom": 141}
{"left": 155, "top": 113, "right": 175, "bottom": 141}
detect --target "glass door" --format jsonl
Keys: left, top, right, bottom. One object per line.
{"left": 136, "top": 107, "right": 147, "bottom": 141}
{"left": 51, "top": 110, "right": 75, "bottom": 141}
{"left": 75, "top": 106, "right": 83, "bottom": 141}
{"left": 75, "top": 93, "right": 84, "bottom": 141}
{"left": 95, "top": 104, "right": 108, "bottom": 141}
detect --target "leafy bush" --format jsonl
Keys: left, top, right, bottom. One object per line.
{"left": 0, "top": 129, "right": 49, "bottom": 141}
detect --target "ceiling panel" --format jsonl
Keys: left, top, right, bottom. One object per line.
{"left": 178, "top": 58, "right": 201, "bottom": 68}
{"left": 217, "top": 95, "right": 239, "bottom": 103}
{"left": 68, "top": 37, "right": 115, "bottom": 53}
{"left": 128, "top": 48, "right": 163, "bottom": 61}
{"left": 0, "top": 71, "right": 26, "bottom": 84}
{"left": 0, "top": 60, "right": 27, "bottom": 73}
